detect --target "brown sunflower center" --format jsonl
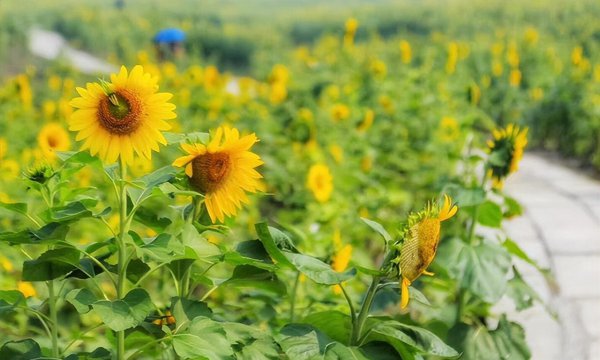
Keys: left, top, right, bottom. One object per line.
{"left": 98, "top": 90, "right": 143, "bottom": 135}
{"left": 189, "top": 152, "right": 231, "bottom": 193}
{"left": 47, "top": 136, "right": 58, "bottom": 148}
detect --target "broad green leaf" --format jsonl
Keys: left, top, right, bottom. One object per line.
{"left": 171, "top": 296, "right": 212, "bottom": 326}
{"left": 224, "top": 265, "right": 287, "bottom": 295}
{"left": 503, "top": 238, "right": 541, "bottom": 269}
{"left": 0, "top": 202, "right": 28, "bottom": 216}
{"left": 45, "top": 201, "right": 95, "bottom": 222}
{"left": 66, "top": 288, "right": 97, "bottom": 314}
{"left": 0, "top": 222, "right": 69, "bottom": 245}
{"left": 503, "top": 195, "right": 523, "bottom": 217}
{"left": 277, "top": 324, "right": 335, "bottom": 360}
{"left": 436, "top": 238, "right": 511, "bottom": 302}
{"left": 358, "top": 342, "right": 402, "bottom": 360}
{"left": 477, "top": 201, "right": 503, "bottom": 228}
{"left": 363, "top": 320, "right": 458, "bottom": 358}
{"left": 181, "top": 224, "right": 221, "bottom": 258}
{"left": 491, "top": 316, "right": 530, "bottom": 360}
{"left": 133, "top": 206, "right": 172, "bottom": 232}
{"left": 132, "top": 232, "right": 183, "bottom": 262}
{"left": 325, "top": 343, "right": 370, "bottom": 360}
{"left": 302, "top": 311, "right": 352, "bottom": 344}
{"left": 444, "top": 184, "right": 485, "bottom": 207}
{"left": 0, "top": 290, "right": 26, "bottom": 316}
{"left": 255, "top": 223, "right": 295, "bottom": 268}
{"left": 0, "top": 339, "right": 41, "bottom": 360}
{"left": 156, "top": 182, "right": 202, "bottom": 197}
{"left": 58, "top": 151, "right": 102, "bottom": 167}
{"left": 285, "top": 252, "right": 356, "bottom": 285}
{"left": 92, "top": 289, "right": 154, "bottom": 331}
{"left": 360, "top": 218, "right": 392, "bottom": 242}
{"left": 126, "top": 259, "right": 151, "bottom": 283}
{"left": 507, "top": 269, "right": 541, "bottom": 311}
{"left": 221, "top": 240, "right": 277, "bottom": 271}
{"left": 222, "top": 322, "right": 280, "bottom": 359}
{"left": 22, "top": 247, "right": 80, "bottom": 281}
{"left": 172, "top": 317, "right": 234, "bottom": 359}
{"left": 64, "top": 347, "right": 111, "bottom": 360}
{"left": 353, "top": 264, "right": 384, "bottom": 277}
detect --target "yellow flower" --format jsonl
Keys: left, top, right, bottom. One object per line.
{"left": 469, "top": 83, "right": 481, "bottom": 106}
{"left": 331, "top": 104, "right": 350, "bottom": 121}
{"left": 506, "top": 43, "right": 520, "bottom": 68}
{"left": 487, "top": 124, "right": 528, "bottom": 188}
{"left": 0, "top": 255, "right": 13, "bottom": 272}
{"left": 269, "top": 82, "right": 287, "bottom": 104}
{"left": 48, "top": 75, "right": 62, "bottom": 91}
{"left": 332, "top": 244, "right": 352, "bottom": 273}
{"left": 524, "top": 27, "right": 539, "bottom": 45}
{"left": 0, "top": 159, "right": 20, "bottom": 179}
{"left": 269, "top": 64, "right": 290, "bottom": 85}
{"left": 69, "top": 65, "right": 175, "bottom": 165}
{"left": 572, "top": 46, "right": 583, "bottom": 66}
{"left": 357, "top": 109, "right": 374, "bottom": 132}
{"left": 399, "top": 195, "right": 458, "bottom": 309}
{"left": 18, "top": 281, "right": 37, "bottom": 298}
{"left": 438, "top": 116, "right": 460, "bottom": 142}
{"left": 361, "top": 155, "right": 373, "bottom": 173}
{"left": 0, "top": 138, "right": 6, "bottom": 159}
{"left": 530, "top": 87, "right": 544, "bottom": 101}
{"left": 399, "top": 40, "right": 412, "bottom": 64}
{"left": 370, "top": 59, "right": 387, "bottom": 78}
{"left": 204, "top": 66, "right": 221, "bottom": 90}
{"left": 42, "top": 100, "right": 57, "bottom": 119}
{"left": 509, "top": 69, "right": 522, "bottom": 87}
{"left": 446, "top": 42, "right": 459, "bottom": 74}
{"left": 38, "top": 123, "right": 71, "bottom": 160}
{"left": 492, "top": 60, "right": 504, "bottom": 77}
{"left": 345, "top": 18, "right": 359, "bottom": 36}
{"left": 172, "top": 127, "right": 264, "bottom": 223}
{"left": 16, "top": 74, "right": 33, "bottom": 109}
{"left": 307, "top": 164, "right": 333, "bottom": 203}
{"left": 329, "top": 145, "right": 344, "bottom": 164}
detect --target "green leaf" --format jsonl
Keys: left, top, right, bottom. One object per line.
{"left": 0, "top": 202, "right": 28, "bottom": 216}
{"left": 221, "top": 240, "right": 277, "bottom": 271}
{"left": 222, "top": 322, "right": 280, "bottom": 359}
{"left": 363, "top": 320, "right": 458, "bottom": 358}
{"left": 255, "top": 223, "right": 295, "bottom": 268}
{"left": 325, "top": 343, "right": 370, "bottom": 359}
{"left": 360, "top": 218, "right": 392, "bottom": 242}
{"left": 171, "top": 296, "right": 212, "bottom": 326}
{"left": 22, "top": 247, "right": 80, "bottom": 281}
{"left": 503, "top": 239, "right": 540, "bottom": 269}
{"left": 491, "top": 316, "right": 530, "bottom": 360}
{"left": 0, "top": 339, "right": 41, "bottom": 360}
{"left": 285, "top": 252, "right": 356, "bottom": 285}
{"left": 358, "top": 342, "right": 401, "bottom": 360}
{"left": 224, "top": 265, "right": 287, "bottom": 295}
{"left": 0, "top": 290, "right": 26, "bottom": 316}
{"left": 132, "top": 206, "right": 172, "bottom": 232}
{"left": 302, "top": 311, "right": 352, "bottom": 344}
{"left": 126, "top": 259, "right": 151, "bottom": 283}
{"left": 64, "top": 347, "right": 111, "bottom": 360}
{"left": 92, "top": 289, "right": 154, "bottom": 331}
{"left": 172, "top": 317, "right": 234, "bottom": 359}
{"left": 507, "top": 269, "right": 541, "bottom": 311}
{"left": 353, "top": 264, "right": 385, "bottom": 276}
{"left": 437, "top": 238, "right": 511, "bottom": 302}
{"left": 477, "top": 201, "right": 503, "bottom": 228}
{"left": 444, "top": 184, "right": 485, "bottom": 207}
{"left": 132, "top": 232, "right": 183, "bottom": 262}
{"left": 181, "top": 224, "right": 221, "bottom": 258}
{"left": 503, "top": 195, "right": 523, "bottom": 217}
{"left": 58, "top": 151, "right": 102, "bottom": 166}
{"left": 66, "top": 288, "right": 97, "bottom": 314}
{"left": 0, "top": 222, "right": 70, "bottom": 245}
{"left": 277, "top": 324, "right": 335, "bottom": 360}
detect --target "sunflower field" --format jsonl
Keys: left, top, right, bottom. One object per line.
{"left": 0, "top": 0, "right": 598, "bottom": 359}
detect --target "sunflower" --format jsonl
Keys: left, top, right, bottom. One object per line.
{"left": 172, "top": 126, "right": 264, "bottom": 223}
{"left": 487, "top": 124, "right": 528, "bottom": 188}
{"left": 331, "top": 243, "right": 353, "bottom": 295}
{"left": 69, "top": 65, "right": 176, "bottom": 164}
{"left": 38, "top": 123, "right": 71, "bottom": 159}
{"left": 307, "top": 164, "right": 333, "bottom": 203}
{"left": 398, "top": 195, "right": 457, "bottom": 309}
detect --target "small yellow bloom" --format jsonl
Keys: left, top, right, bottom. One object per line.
{"left": 48, "top": 75, "right": 62, "bottom": 91}
{"left": 530, "top": 87, "right": 544, "bottom": 101}
{"left": 370, "top": 59, "right": 387, "bottom": 78}
{"left": 487, "top": 124, "right": 528, "bottom": 188}
{"left": 307, "top": 164, "right": 333, "bottom": 203}
{"left": 0, "top": 138, "right": 7, "bottom": 159}
{"left": 38, "top": 123, "right": 71, "bottom": 160}
{"left": 438, "top": 117, "right": 460, "bottom": 143}
{"left": 329, "top": 145, "right": 344, "bottom": 164}
{"left": 269, "top": 82, "right": 287, "bottom": 104}
{"left": 446, "top": 42, "right": 459, "bottom": 74}
{"left": 524, "top": 27, "right": 539, "bottom": 45}
{"left": 399, "top": 195, "right": 458, "bottom": 309}
{"left": 572, "top": 46, "right": 583, "bottom": 66}
{"left": 42, "top": 100, "right": 57, "bottom": 119}
{"left": 18, "top": 281, "right": 37, "bottom": 298}
{"left": 357, "top": 109, "right": 374, "bottom": 132}
{"left": 509, "top": 69, "right": 522, "bottom": 87}
{"left": 0, "top": 255, "right": 13, "bottom": 272}
{"left": 399, "top": 40, "right": 412, "bottom": 64}
{"left": 332, "top": 242, "right": 353, "bottom": 295}
{"left": 361, "top": 155, "right": 373, "bottom": 173}
{"left": 331, "top": 104, "right": 350, "bottom": 121}
{"left": 492, "top": 60, "right": 504, "bottom": 77}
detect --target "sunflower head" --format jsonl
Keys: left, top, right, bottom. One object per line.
{"left": 24, "top": 162, "right": 54, "bottom": 184}
{"left": 172, "top": 127, "right": 264, "bottom": 223}
{"left": 487, "top": 124, "right": 528, "bottom": 189}
{"left": 38, "top": 123, "right": 71, "bottom": 160}
{"left": 69, "top": 65, "right": 175, "bottom": 165}
{"left": 306, "top": 164, "right": 333, "bottom": 203}
{"left": 395, "top": 194, "right": 457, "bottom": 309}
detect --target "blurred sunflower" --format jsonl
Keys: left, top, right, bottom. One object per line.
{"left": 307, "top": 164, "right": 333, "bottom": 203}
{"left": 397, "top": 195, "right": 457, "bottom": 309}
{"left": 172, "top": 126, "right": 264, "bottom": 223}
{"left": 38, "top": 123, "right": 71, "bottom": 159}
{"left": 331, "top": 243, "right": 353, "bottom": 295}
{"left": 0, "top": 138, "right": 6, "bottom": 159}
{"left": 487, "top": 124, "right": 528, "bottom": 188}
{"left": 69, "top": 65, "right": 176, "bottom": 164}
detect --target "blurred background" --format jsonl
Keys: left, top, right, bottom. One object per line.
{"left": 0, "top": 0, "right": 599, "bottom": 359}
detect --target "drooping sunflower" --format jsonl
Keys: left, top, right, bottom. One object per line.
{"left": 38, "top": 123, "right": 71, "bottom": 159}
{"left": 487, "top": 124, "right": 528, "bottom": 188}
{"left": 172, "top": 126, "right": 264, "bottom": 223}
{"left": 306, "top": 164, "right": 333, "bottom": 203}
{"left": 397, "top": 195, "right": 458, "bottom": 309}
{"left": 69, "top": 65, "right": 176, "bottom": 164}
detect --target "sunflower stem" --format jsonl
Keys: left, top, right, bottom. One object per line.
{"left": 351, "top": 276, "right": 381, "bottom": 345}
{"left": 116, "top": 157, "right": 129, "bottom": 360}
{"left": 289, "top": 271, "right": 301, "bottom": 323}
{"left": 47, "top": 279, "right": 59, "bottom": 358}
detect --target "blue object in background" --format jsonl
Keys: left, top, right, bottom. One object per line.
{"left": 153, "top": 28, "right": 186, "bottom": 43}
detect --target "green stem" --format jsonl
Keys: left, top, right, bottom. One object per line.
{"left": 289, "top": 271, "right": 301, "bottom": 323}
{"left": 117, "top": 158, "right": 129, "bottom": 360}
{"left": 352, "top": 276, "right": 381, "bottom": 345}
{"left": 47, "top": 280, "right": 59, "bottom": 358}
{"left": 339, "top": 283, "right": 357, "bottom": 343}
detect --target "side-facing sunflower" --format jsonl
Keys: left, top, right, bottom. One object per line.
{"left": 487, "top": 124, "right": 528, "bottom": 188}
{"left": 172, "top": 126, "right": 264, "bottom": 223}
{"left": 38, "top": 123, "right": 71, "bottom": 160}
{"left": 397, "top": 195, "right": 458, "bottom": 309}
{"left": 69, "top": 65, "right": 176, "bottom": 164}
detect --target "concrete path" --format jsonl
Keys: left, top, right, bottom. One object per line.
{"left": 504, "top": 153, "right": 600, "bottom": 360}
